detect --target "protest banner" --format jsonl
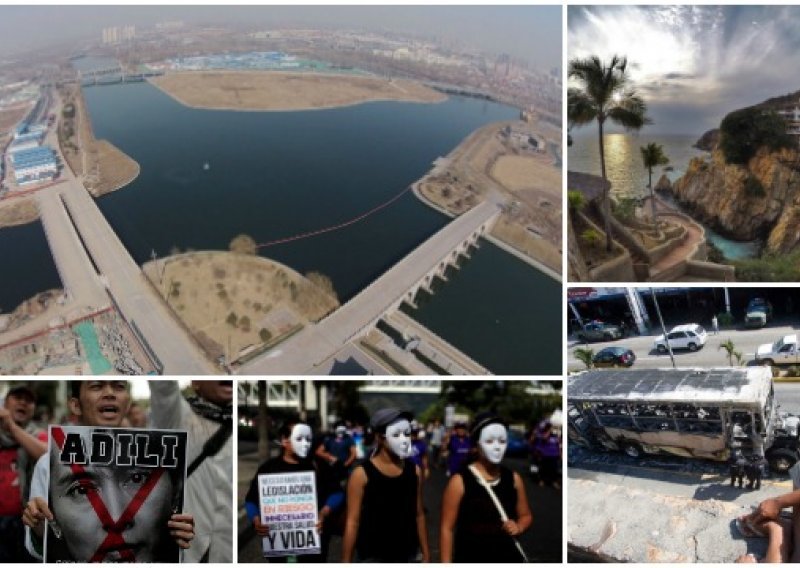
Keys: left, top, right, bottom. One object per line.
{"left": 258, "top": 471, "right": 321, "bottom": 557}
{"left": 45, "top": 425, "right": 188, "bottom": 563}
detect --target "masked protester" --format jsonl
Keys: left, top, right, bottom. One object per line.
{"left": 0, "top": 385, "right": 47, "bottom": 562}
{"left": 342, "top": 408, "right": 430, "bottom": 562}
{"left": 22, "top": 381, "right": 194, "bottom": 562}
{"left": 245, "top": 420, "right": 344, "bottom": 562}
{"left": 439, "top": 413, "right": 532, "bottom": 563}
{"left": 148, "top": 380, "right": 233, "bottom": 563}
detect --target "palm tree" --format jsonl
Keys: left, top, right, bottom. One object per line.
{"left": 568, "top": 55, "right": 650, "bottom": 251}
{"left": 719, "top": 339, "right": 737, "bottom": 367}
{"left": 640, "top": 143, "right": 669, "bottom": 230}
{"left": 574, "top": 347, "right": 595, "bottom": 370}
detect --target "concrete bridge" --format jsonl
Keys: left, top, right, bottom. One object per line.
{"left": 239, "top": 199, "right": 500, "bottom": 375}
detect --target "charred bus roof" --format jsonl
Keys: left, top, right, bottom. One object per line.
{"left": 567, "top": 367, "right": 773, "bottom": 405}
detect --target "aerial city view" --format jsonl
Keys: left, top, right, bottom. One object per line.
{"left": 0, "top": 6, "right": 562, "bottom": 375}
{"left": 568, "top": 5, "right": 800, "bottom": 283}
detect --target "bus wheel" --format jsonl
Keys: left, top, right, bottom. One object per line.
{"left": 622, "top": 441, "right": 642, "bottom": 459}
{"left": 768, "top": 449, "right": 798, "bottom": 474}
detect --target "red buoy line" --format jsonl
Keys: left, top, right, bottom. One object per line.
{"left": 255, "top": 185, "right": 413, "bottom": 249}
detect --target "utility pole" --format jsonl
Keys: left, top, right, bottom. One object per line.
{"left": 651, "top": 288, "right": 675, "bottom": 369}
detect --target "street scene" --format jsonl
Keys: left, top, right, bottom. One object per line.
{"left": 236, "top": 379, "right": 562, "bottom": 563}
{"left": 568, "top": 287, "right": 800, "bottom": 378}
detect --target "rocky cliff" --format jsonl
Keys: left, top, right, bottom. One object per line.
{"left": 693, "top": 129, "right": 719, "bottom": 151}
{"left": 672, "top": 146, "right": 800, "bottom": 253}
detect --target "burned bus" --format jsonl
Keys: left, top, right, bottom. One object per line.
{"left": 567, "top": 367, "right": 800, "bottom": 473}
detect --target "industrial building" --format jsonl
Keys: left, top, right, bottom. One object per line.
{"left": 10, "top": 145, "right": 57, "bottom": 185}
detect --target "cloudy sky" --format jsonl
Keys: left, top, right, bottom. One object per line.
{"left": 569, "top": 5, "right": 800, "bottom": 135}
{"left": 0, "top": 6, "right": 560, "bottom": 71}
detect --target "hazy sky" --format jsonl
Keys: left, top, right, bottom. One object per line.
{"left": 569, "top": 5, "right": 800, "bottom": 135}
{"left": 0, "top": 5, "right": 561, "bottom": 71}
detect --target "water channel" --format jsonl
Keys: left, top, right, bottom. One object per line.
{"left": 1, "top": 81, "right": 560, "bottom": 373}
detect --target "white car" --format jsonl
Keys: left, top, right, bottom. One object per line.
{"left": 653, "top": 324, "right": 708, "bottom": 353}
{"left": 755, "top": 335, "right": 800, "bottom": 366}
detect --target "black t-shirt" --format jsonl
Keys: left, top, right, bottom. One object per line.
{"left": 454, "top": 465, "right": 523, "bottom": 563}
{"left": 245, "top": 456, "right": 339, "bottom": 563}
{"left": 356, "top": 459, "right": 419, "bottom": 562}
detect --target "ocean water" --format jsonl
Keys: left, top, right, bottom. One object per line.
{"left": 569, "top": 130, "right": 759, "bottom": 260}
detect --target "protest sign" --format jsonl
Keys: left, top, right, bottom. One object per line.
{"left": 258, "top": 471, "right": 321, "bottom": 557}
{"left": 45, "top": 425, "right": 187, "bottom": 563}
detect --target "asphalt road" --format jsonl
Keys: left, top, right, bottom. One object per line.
{"left": 237, "top": 454, "right": 562, "bottom": 563}
{"left": 568, "top": 321, "right": 800, "bottom": 371}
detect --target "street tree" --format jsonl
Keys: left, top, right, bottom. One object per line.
{"left": 719, "top": 339, "right": 737, "bottom": 366}
{"left": 574, "top": 347, "right": 595, "bottom": 370}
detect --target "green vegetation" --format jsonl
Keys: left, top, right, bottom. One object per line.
{"left": 719, "top": 107, "right": 796, "bottom": 165}
{"left": 567, "top": 190, "right": 585, "bottom": 214}
{"left": 718, "top": 339, "right": 737, "bottom": 366}
{"left": 640, "top": 142, "right": 669, "bottom": 229}
{"left": 612, "top": 197, "right": 637, "bottom": 223}
{"left": 229, "top": 234, "right": 257, "bottom": 255}
{"left": 717, "top": 311, "right": 734, "bottom": 327}
{"left": 734, "top": 250, "right": 800, "bottom": 281}
{"left": 568, "top": 54, "right": 650, "bottom": 251}
{"left": 258, "top": 328, "right": 272, "bottom": 342}
{"left": 581, "top": 228, "right": 601, "bottom": 249}
{"left": 574, "top": 347, "right": 595, "bottom": 370}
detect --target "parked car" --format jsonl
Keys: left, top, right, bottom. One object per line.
{"left": 755, "top": 334, "right": 799, "bottom": 366}
{"left": 592, "top": 346, "right": 636, "bottom": 368}
{"left": 653, "top": 324, "right": 708, "bottom": 353}
{"left": 745, "top": 298, "right": 773, "bottom": 328}
{"left": 577, "top": 321, "right": 623, "bottom": 342}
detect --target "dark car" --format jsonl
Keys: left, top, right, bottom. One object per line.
{"left": 592, "top": 346, "right": 636, "bottom": 368}
{"left": 577, "top": 322, "right": 623, "bottom": 342}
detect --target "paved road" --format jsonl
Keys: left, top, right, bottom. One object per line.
{"left": 237, "top": 449, "right": 562, "bottom": 563}
{"left": 568, "top": 322, "right": 800, "bottom": 371}
{"left": 239, "top": 200, "right": 500, "bottom": 375}
{"left": 57, "top": 178, "right": 213, "bottom": 374}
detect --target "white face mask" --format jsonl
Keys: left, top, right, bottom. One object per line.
{"left": 479, "top": 423, "right": 507, "bottom": 464}
{"left": 384, "top": 419, "right": 411, "bottom": 458}
{"left": 290, "top": 424, "right": 312, "bottom": 459}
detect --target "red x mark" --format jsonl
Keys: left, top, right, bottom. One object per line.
{"left": 52, "top": 427, "right": 166, "bottom": 562}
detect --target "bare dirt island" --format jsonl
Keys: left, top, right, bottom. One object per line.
{"left": 416, "top": 120, "right": 562, "bottom": 276}
{"left": 149, "top": 70, "right": 446, "bottom": 111}
{"left": 0, "top": 198, "right": 39, "bottom": 229}
{"left": 143, "top": 251, "right": 339, "bottom": 365}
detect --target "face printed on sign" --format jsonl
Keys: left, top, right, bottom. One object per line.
{"left": 478, "top": 423, "right": 508, "bottom": 464}
{"left": 290, "top": 424, "right": 312, "bottom": 459}
{"left": 385, "top": 419, "right": 411, "bottom": 458}
{"left": 48, "top": 426, "right": 185, "bottom": 563}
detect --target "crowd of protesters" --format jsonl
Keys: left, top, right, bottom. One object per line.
{"left": 0, "top": 380, "right": 233, "bottom": 564}
{"left": 245, "top": 408, "right": 561, "bottom": 563}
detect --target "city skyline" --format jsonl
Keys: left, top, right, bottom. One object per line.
{"left": 0, "top": 5, "right": 561, "bottom": 71}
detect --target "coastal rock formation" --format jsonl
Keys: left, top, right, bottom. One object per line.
{"left": 693, "top": 129, "right": 720, "bottom": 151}
{"left": 672, "top": 146, "right": 800, "bottom": 252}
{"left": 655, "top": 174, "right": 672, "bottom": 192}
